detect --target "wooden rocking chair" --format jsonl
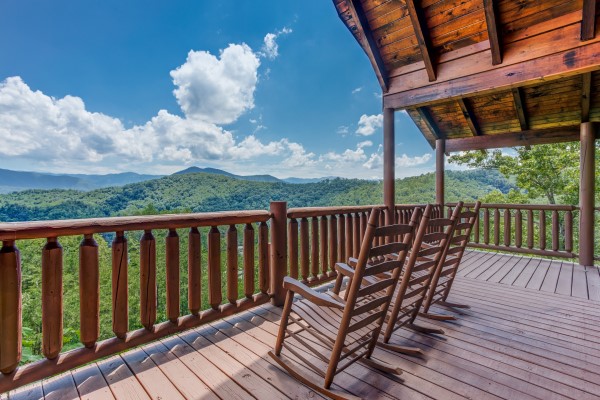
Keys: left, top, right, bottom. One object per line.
{"left": 420, "top": 201, "right": 481, "bottom": 321}
{"left": 269, "top": 206, "right": 423, "bottom": 399}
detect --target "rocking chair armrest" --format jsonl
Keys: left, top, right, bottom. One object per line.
{"left": 335, "top": 262, "right": 357, "bottom": 278}
{"left": 347, "top": 257, "right": 358, "bottom": 267}
{"left": 283, "top": 277, "right": 345, "bottom": 309}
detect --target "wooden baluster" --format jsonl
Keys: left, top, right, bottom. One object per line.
{"left": 356, "top": 212, "right": 364, "bottom": 248}
{"left": 515, "top": 210, "right": 523, "bottom": 248}
{"left": 188, "top": 227, "right": 201, "bottom": 315}
{"left": 42, "top": 238, "right": 62, "bottom": 359}
{"left": 483, "top": 208, "right": 490, "bottom": 245}
{"left": 565, "top": 211, "right": 573, "bottom": 253}
{"left": 166, "top": 229, "right": 180, "bottom": 323}
{"left": 539, "top": 210, "right": 546, "bottom": 250}
{"left": 258, "top": 222, "right": 269, "bottom": 295}
{"left": 360, "top": 212, "right": 367, "bottom": 247}
{"left": 79, "top": 235, "right": 99, "bottom": 348}
{"left": 320, "top": 216, "right": 328, "bottom": 278}
{"left": 503, "top": 209, "right": 511, "bottom": 247}
{"left": 0, "top": 240, "right": 21, "bottom": 373}
{"left": 337, "top": 214, "right": 345, "bottom": 263}
{"left": 112, "top": 232, "right": 128, "bottom": 338}
{"left": 473, "top": 212, "right": 480, "bottom": 243}
{"left": 288, "top": 218, "right": 298, "bottom": 279}
{"left": 300, "top": 218, "right": 309, "bottom": 282}
{"left": 140, "top": 230, "right": 156, "bottom": 330}
{"left": 493, "top": 208, "right": 500, "bottom": 246}
{"left": 527, "top": 210, "right": 534, "bottom": 249}
{"left": 329, "top": 214, "right": 338, "bottom": 273}
{"left": 208, "top": 226, "right": 222, "bottom": 310}
{"left": 243, "top": 223, "right": 255, "bottom": 298}
{"left": 346, "top": 214, "right": 354, "bottom": 258}
{"left": 551, "top": 210, "right": 559, "bottom": 251}
{"left": 310, "top": 217, "right": 319, "bottom": 280}
{"left": 226, "top": 225, "right": 238, "bottom": 305}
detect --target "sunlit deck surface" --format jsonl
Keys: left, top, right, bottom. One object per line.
{"left": 4, "top": 250, "right": 600, "bottom": 400}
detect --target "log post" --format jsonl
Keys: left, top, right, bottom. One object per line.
{"left": 270, "top": 201, "right": 288, "bottom": 306}
{"left": 436, "top": 138, "right": 445, "bottom": 206}
{"left": 79, "top": 235, "right": 99, "bottom": 348}
{"left": 140, "top": 230, "right": 156, "bottom": 330}
{"left": 0, "top": 241, "right": 21, "bottom": 373}
{"left": 111, "top": 232, "right": 128, "bottom": 339}
{"left": 42, "top": 238, "right": 62, "bottom": 359}
{"left": 383, "top": 107, "right": 395, "bottom": 224}
{"left": 579, "top": 122, "right": 596, "bottom": 266}
{"left": 188, "top": 227, "right": 201, "bottom": 315}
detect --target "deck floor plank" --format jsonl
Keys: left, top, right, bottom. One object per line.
{"left": 586, "top": 266, "right": 600, "bottom": 301}
{"left": 572, "top": 262, "right": 589, "bottom": 299}
{"left": 71, "top": 364, "right": 114, "bottom": 400}
{"left": 540, "top": 260, "right": 562, "bottom": 293}
{"left": 96, "top": 356, "right": 151, "bottom": 400}
{"left": 41, "top": 372, "right": 79, "bottom": 400}
{"left": 487, "top": 255, "right": 522, "bottom": 283}
{"left": 555, "top": 262, "right": 574, "bottom": 296}
{"left": 499, "top": 256, "right": 534, "bottom": 285}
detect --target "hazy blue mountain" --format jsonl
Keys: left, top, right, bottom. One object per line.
{"left": 173, "top": 166, "right": 282, "bottom": 183}
{"left": 283, "top": 176, "right": 337, "bottom": 184}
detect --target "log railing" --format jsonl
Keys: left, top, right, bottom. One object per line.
{"left": 0, "top": 210, "right": 271, "bottom": 392}
{"left": 448, "top": 203, "right": 578, "bottom": 259}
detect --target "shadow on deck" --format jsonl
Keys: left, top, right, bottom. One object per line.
{"left": 4, "top": 250, "right": 600, "bottom": 399}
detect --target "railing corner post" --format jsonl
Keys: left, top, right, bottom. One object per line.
{"left": 270, "top": 201, "right": 288, "bottom": 306}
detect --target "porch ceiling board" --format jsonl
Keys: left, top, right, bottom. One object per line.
{"left": 333, "top": 0, "right": 600, "bottom": 150}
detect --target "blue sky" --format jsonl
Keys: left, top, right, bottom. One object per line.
{"left": 0, "top": 0, "right": 434, "bottom": 179}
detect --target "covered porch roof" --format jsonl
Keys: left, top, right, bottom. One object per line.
{"left": 334, "top": 0, "right": 600, "bottom": 151}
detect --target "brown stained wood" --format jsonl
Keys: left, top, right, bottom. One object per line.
{"left": 582, "top": 0, "right": 597, "bottom": 41}
{"left": 188, "top": 227, "right": 201, "bottom": 315}
{"left": 581, "top": 72, "right": 592, "bottom": 122}
{"left": 42, "top": 238, "right": 62, "bottom": 360}
{"left": 493, "top": 208, "right": 500, "bottom": 246}
{"left": 353, "top": 212, "right": 361, "bottom": 251}
{"left": 287, "top": 205, "right": 381, "bottom": 219}
{"left": 319, "top": 217, "right": 328, "bottom": 278}
{"left": 564, "top": 211, "right": 573, "bottom": 252}
{"left": 208, "top": 226, "right": 222, "bottom": 310}
{"left": 0, "top": 241, "right": 21, "bottom": 374}
{"left": 0, "top": 210, "right": 270, "bottom": 241}
{"left": 79, "top": 235, "right": 99, "bottom": 349}
{"left": 417, "top": 107, "right": 442, "bottom": 139}
{"left": 406, "top": 0, "right": 436, "bottom": 81}
{"left": 111, "top": 232, "right": 128, "bottom": 339}
{"left": 539, "top": 210, "right": 546, "bottom": 250}
{"left": 511, "top": 87, "right": 528, "bottom": 130}
{"left": 360, "top": 212, "right": 367, "bottom": 245}
{"left": 243, "top": 224, "right": 255, "bottom": 298}
{"left": 258, "top": 222, "right": 269, "bottom": 295}
{"left": 580, "top": 122, "right": 596, "bottom": 266}
{"left": 329, "top": 215, "right": 338, "bottom": 270}
{"left": 337, "top": 214, "right": 346, "bottom": 263}
{"left": 71, "top": 363, "right": 114, "bottom": 400}
{"left": 551, "top": 211, "right": 560, "bottom": 251}
{"left": 483, "top": 0, "right": 502, "bottom": 65}
{"left": 457, "top": 98, "right": 481, "bottom": 136}
{"left": 345, "top": 0, "right": 389, "bottom": 91}
{"left": 515, "top": 210, "right": 522, "bottom": 248}
{"left": 269, "top": 201, "right": 288, "bottom": 306}
{"left": 503, "top": 209, "right": 511, "bottom": 247}
{"left": 346, "top": 214, "right": 354, "bottom": 260}
{"left": 98, "top": 356, "right": 151, "bottom": 400}
{"left": 483, "top": 208, "right": 490, "bottom": 244}
{"left": 310, "top": 217, "right": 319, "bottom": 280}
{"left": 227, "top": 225, "right": 238, "bottom": 305}
{"left": 166, "top": 229, "right": 180, "bottom": 323}
{"left": 299, "top": 218, "right": 310, "bottom": 282}
{"left": 288, "top": 219, "right": 299, "bottom": 280}
{"left": 527, "top": 210, "right": 534, "bottom": 249}
{"left": 473, "top": 212, "right": 480, "bottom": 243}
{"left": 383, "top": 107, "right": 395, "bottom": 218}
{"left": 140, "top": 231, "right": 156, "bottom": 330}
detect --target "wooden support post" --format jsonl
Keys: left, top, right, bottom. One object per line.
{"left": 270, "top": 201, "right": 287, "bottom": 306}
{"left": 579, "top": 122, "right": 596, "bottom": 266}
{"left": 436, "top": 139, "right": 445, "bottom": 206}
{"left": 0, "top": 241, "right": 21, "bottom": 373}
{"left": 383, "top": 107, "right": 395, "bottom": 224}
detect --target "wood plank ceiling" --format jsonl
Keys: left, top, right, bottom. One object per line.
{"left": 334, "top": 0, "right": 600, "bottom": 151}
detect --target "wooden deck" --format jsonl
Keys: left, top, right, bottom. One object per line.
{"left": 4, "top": 251, "right": 600, "bottom": 400}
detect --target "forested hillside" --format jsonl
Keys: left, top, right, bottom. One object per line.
{"left": 0, "top": 169, "right": 512, "bottom": 221}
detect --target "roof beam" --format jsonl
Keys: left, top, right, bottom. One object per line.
{"left": 445, "top": 126, "right": 587, "bottom": 153}
{"left": 457, "top": 98, "right": 481, "bottom": 136}
{"left": 406, "top": 0, "right": 436, "bottom": 81}
{"left": 582, "top": 0, "right": 597, "bottom": 41}
{"left": 417, "top": 107, "right": 443, "bottom": 139}
{"left": 384, "top": 41, "right": 600, "bottom": 109}
{"left": 582, "top": 72, "right": 592, "bottom": 122}
{"left": 511, "top": 88, "right": 528, "bottom": 130}
{"left": 346, "top": 0, "right": 389, "bottom": 92}
{"left": 483, "top": 0, "right": 502, "bottom": 65}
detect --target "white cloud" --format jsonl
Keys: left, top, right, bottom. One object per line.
{"left": 356, "top": 113, "right": 383, "bottom": 136}
{"left": 260, "top": 27, "right": 292, "bottom": 60}
{"left": 352, "top": 86, "right": 363, "bottom": 94}
{"left": 357, "top": 140, "right": 372, "bottom": 149}
{"left": 336, "top": 125, "right": 349, "bottom": 136}
{"left": 170, "top": 44, "right": 260, "bottom": 124}
{"left": 363, "top": 152, "right": 382, "bottom": 170}
{"left": 396, "top": 153, "right": 432, "bottom": 167}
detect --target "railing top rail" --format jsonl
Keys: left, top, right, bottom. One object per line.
{"left": 394, "top": 203, "right": 434, "bottom": 210}
{"left": 287, "top": 205, "right": 384, "bottom": 219}
{"left": 446, "top": 202, "right": 578, "bottom": 211}
{"left": 0, "top": 210, "right": 271, "bottom": 241}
